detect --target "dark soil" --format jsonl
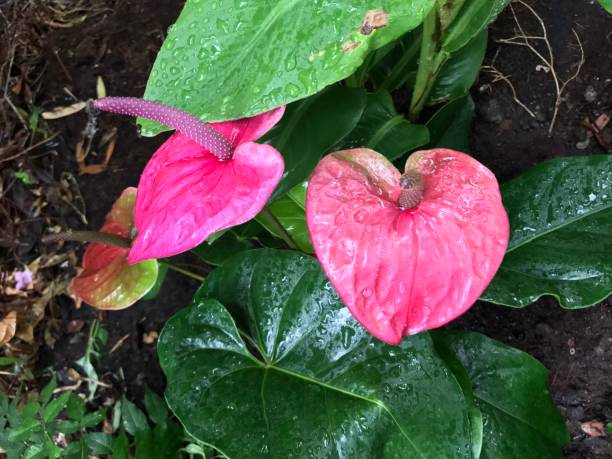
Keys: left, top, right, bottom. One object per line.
{"left": 8, "top": 0, "right": 611, "bottom": 457}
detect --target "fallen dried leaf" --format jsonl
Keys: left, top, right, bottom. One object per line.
{"left": 581, "top": 420, "right": 606, "bottom": 437}
{"left": 0, "top": 311, "right": 17, "bottom": 346}
{"left": 42, "top": 101, "right": 87, "bottom": 120}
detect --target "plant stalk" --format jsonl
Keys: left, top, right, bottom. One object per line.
{"left": 42, "top": 230, "right": 131, "bottom": 248}
{"left": 408, "top": 7, "right": 449, "bottom": 121}
{"left": 159, "top": 260, "right": 206, "bottom": 282}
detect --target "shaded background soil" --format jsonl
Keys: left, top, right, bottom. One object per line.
{"left": 1, "top": 0, "right": 611, "bottom": 457}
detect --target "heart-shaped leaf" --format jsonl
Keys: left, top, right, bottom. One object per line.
{"left": 337, "top": 91, "right": 429, "bottom": 161}
{"left": 72, "top": 188, "right": 158, "bottom": 309}
{"left": 140, "top": 0, "right": 436, "bottom": 135}
{"left": 306, "top": 148, "right": 508, "bottom": 344}
{"left": 264, "top": 86, "right": 366, "bottom": 200}
{"left": 483, "top": 155, "right": 612, "bottom": 307}
{"left": 158, "top": 249, "right": 567, "bottom": 458}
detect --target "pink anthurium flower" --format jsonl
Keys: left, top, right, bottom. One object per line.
{"left": 73, "top": 187, "right": 159, "bottom": 309}
{"left": 93, "top": 97, "right": 285, "bottom": 263}
{"left": 306, "top": 148, "right": 509, "bottom": 345}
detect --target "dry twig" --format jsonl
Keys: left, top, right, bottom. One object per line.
{"left": 490, "top": 0, "right": 585, "bottom": 134}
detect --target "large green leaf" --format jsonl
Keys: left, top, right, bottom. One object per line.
{"left": 426, "top": 94, "right": 475, "bottom": 151}
{"left": 158, "top": 249, "right": 567, "bottom": 458}
{"left": 337, "top": 91, "right": 429, "bottom": 161}
{"left": 434, "top": 332, "right": 569, "bottom": 458}
{"left": 430, "top": 30, "right": 488, "bottom": 104}
{"left": 264, "top": 85, "right": 366, "bottom": 200}
{"left": 443, "top": 0, "right": 510, "bottom": 52}
{"left": 141, "top": 0, "right": 436, "bottom": 135}
{"left": 598, "top": 0, "right": 612, "bottom": 13}
{"left": 483, "top": 155, "right": 612, "bottom": 308}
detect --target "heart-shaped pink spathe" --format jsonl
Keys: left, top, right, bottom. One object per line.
{"left": 128, "top": 107, "right": 285, "bottom": 263}
{"left": 306, "top": 148, "right": 509, "bottom": 345}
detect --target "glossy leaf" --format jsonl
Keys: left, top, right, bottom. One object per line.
{"left": 430, "top": 30, "right": 488, "bottom": 104}
{"left": 426, "top": 94, "right": 475, "bottom": 151}
{"left": 158, "top": 249, "right": 567, "bottom": 458}
{"left": 434, "top": 332, "right": 569, "bottom": 458}
{"left": 72, "top": 188, "right": 158, "bottom": 310}
{"left": 264, "top": 86, "right": 366, "bottom": 200}
{"left": 443, "top": 0, "right": 510, "bottom": 52}
{"left": 256, "top": 182, "right": 313, "bottom": 253}
{"left": 141, "top": 0, "right": 436, "bottom": 135}
{"left": 307, "top": 148, "right": 508, "bottom": 344}
{"left": 599, "top": 0, "right": 612, "bottom": 13}
{"left": 338, "top": 91, "right": 429, "bottom": 161}
{"left": 483, "top": 155, "right": 612, "bottom": 308}
{"left": 142, "top": 264, "right": 168, "bottom": 301}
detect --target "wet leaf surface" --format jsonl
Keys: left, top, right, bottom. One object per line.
{"left": 426, "top": 94, "right": 475, "bottom": 151}
{"left": 483, "top": 155, "right": 612, "bottom": 307}
{"left": 141, "top": 0, "right": 436, "bottom": 134}
{"left": 158, "top": 249, "right": 567, "bottom": 458}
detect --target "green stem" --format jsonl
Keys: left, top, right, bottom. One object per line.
{"left": 42, "top": 230, "right": 131, "bottom": 248}
{"left": 408, "top": 7, "right": 449, "bottom": 121}
{"left": 159, "top": 260, "right": 206, "bottom": 282}
{"left": 260, "top": 206, "right": 298, "bottom": 250}
{"left": 378, "top": 33, "right": 421, "bottom": 92}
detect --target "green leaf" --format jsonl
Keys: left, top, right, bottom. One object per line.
{"left": 42, "top": 392, "right": 71, "bottom": 423}
{"left": 144, "top": 386, "right": 168, "bottom": 425}
{"left": 426, "top": 94, "right": 475, "bottom": 151}
{"left": 369, "top": 28, "right": 421, "bottom": 91}
{"left": 22, "top": 445, "right": 44, "bottom": 459}
{"left": 80, "top": 410, "right": 106, "bottom": 429}
{"left": 256, "top": 184, "right": 313, "bottom": 253}
{"left": 65, "top": 393, "right": 86, "bottom": 421}
{"left": 264, "top": 85, "right": 366, "bottom": 200}
{"left": 142, "top": 264, "right": 168, "bottom": 301}
{"left": 135, "top": 430, "right": 154, "bottom": 459}
{"left": 483, "top": 155, "right": 612, "bottom": 308}
{"left": 112, "top": 432, "right": 129, "bottom": 459}
{"left": 8, "top": 418, "right": 40, "bottom": 443}
{"left": 338, "top": 91, "right": 429, "bottom": 161}
{"left": 430, "top": 30, "right": 488, "bottom": 104}
{"left": 121, "top": 398, "right": 149, "bottom": 435}
{"left": 438, "top": 332, "right": 569, "bottom": 457}
{"left": 85, "top": 432, "right": 114, "bottom": 455}
{"left": 192, "top": 234, "right": 256, "bottom": 267}
{"left": 598, "top": 0, "right": 612, "bottom": 13}
{"left": 141, "top": 0, "right": 436, "bottom": 135}
{"left": 40, "top": 376, "right": 57, "bottom": 405}
{"left": 158, "top": 249, "right": 567, "bottom": 458}
{"left": 443, "top": 0, "right": 510, "bottom": 52}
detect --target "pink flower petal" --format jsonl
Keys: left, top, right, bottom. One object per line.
{"left": 128, "top": 133, "right": 284, "bottom": 263}
{"left": 306, "top": 148, "right": 509, "bottom": 345}
{"left": 211, "top": 106, "right": 285, "bottom": 147}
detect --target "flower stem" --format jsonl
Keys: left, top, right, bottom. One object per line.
{"left": 159, "top": 260, "right": 206, "bottom": 282}
{"left": 42, "top": 230, "right": 131, "bottom": 248}
{"left": 260, "top": 206, "right": 298, "bottom": 250}
{"left": 93, "top": 97, "right": 233, "bottom": 160}
{"left": 408, "top": 7, "right": 449, "bottom": 121}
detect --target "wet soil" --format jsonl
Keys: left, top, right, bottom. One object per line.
{"left": 21, "top": 0, "right": 612, "bottom": 457}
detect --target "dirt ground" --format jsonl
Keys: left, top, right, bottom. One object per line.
{"left": 1, "top": 0, "right": 611, "bottom": 457}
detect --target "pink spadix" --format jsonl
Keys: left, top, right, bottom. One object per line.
{"left": 306, "top": 148, "right": 509, "bottom": 345}
{"left": 95, "top": 97, "right": 285, "bottom": 263}
{"left": 94, "top": 97, "right": 233, "bottom": 160}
